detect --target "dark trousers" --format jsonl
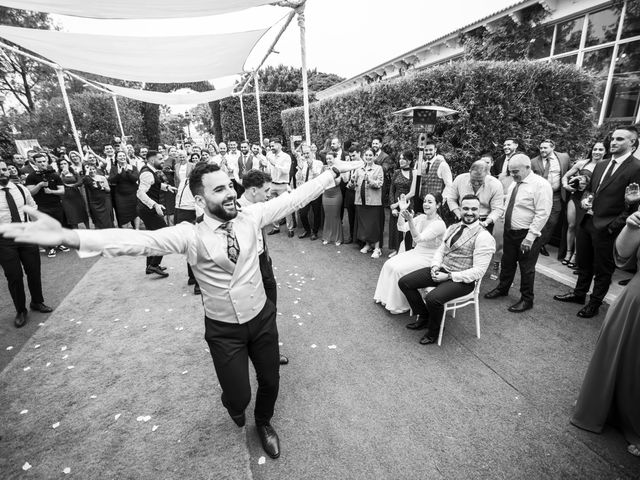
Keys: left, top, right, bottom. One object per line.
{"left": 574, "top": 216, "right": 616, "bottom": 304}
{"left": 204, "top": 300, "right": 279, "bottom": 425}
{"left": 497, "top": 229, "right": 542, "bottom": 303}
{"left": 299, "top": 197, "right": 322, "bottom": 234}
{"left": 174, "top": 208, "right": 198, "bottom": 285}
{"left": 343, "top": 189, "right": 356, "bottom": 241}
{"left": 398, "top": 267, "right": 474, "bottom": 335}
{"left": 259, "top": 251, "right": 277, "bottom": 306}
{"left": 0, "top": 240, "right": 44, "bottom": 314}
{"left": 540, "top": 192, "right": 562, "bottom": 247}
{"left": 137, "top": 204, "right": 168, "bottom": 267}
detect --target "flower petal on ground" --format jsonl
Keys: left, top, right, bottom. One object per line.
{"left": 258, "top": 457, "right": 266, "bottom": 465}
{"left": 22, "top": 462, "right": 32, "bottom": 471}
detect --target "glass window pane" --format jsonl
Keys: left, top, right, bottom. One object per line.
{"left": 553, "top": 55, "right": 578, "bottom": 65}
{"left": 582, "top": 47, "right": 613, "bottom": 77}
{"left": 586, "top": 8, "right": 620, "bottom": 47}
{"left": 606, "top": 40, "right": 640, "bottom": 120}
{"left": 529, "top": 25, "right": 554, "bottom": 59}
{"left": 554, "top": 16, "right": 584, "bottom": 54}
{"left": 622, "top": 0, "right": 640, "bottom": 39}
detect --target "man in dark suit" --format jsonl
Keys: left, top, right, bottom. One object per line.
{"left": 372, "top": 137, "right": 396, "bottom": 209}
{"left": 554, "top": 126, "right": 640, "bottom": 317}
{"left": 492, "top": 138, "right": 519, "bottom": 178}
{"left": 531, "top": 139, "right": 571, "bottom": 256}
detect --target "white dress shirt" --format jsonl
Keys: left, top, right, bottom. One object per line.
{"left": 444, "top": 173, "right": 505, "bottom": 224}
{"left": 295, "top": 159, "right": 324, "bottom": 186}
{"left": 0, "top": 182, "right": 36, "bottom": 224}
{"left": 414, "top": 155, "right": 453, "bottom": 188}
{"left": 268, "top": 151, "right": 292, "bottom": 184}
{"left": 76, "top": 171, "right": 337, "bottom": 324}
{"left": 504, "top": 172, "right": 553, "bottom": 243}
{"left": 597, "top": 152, "right": 634, "bottom": 190}
{"left": 544, "top": 154, "right": 562, "bottom": 192}
{"left": 137, "top": 164, "right": 170, "bottom": 209}
{"left": 430, "top": 221, "right": 496, "bottom": 283}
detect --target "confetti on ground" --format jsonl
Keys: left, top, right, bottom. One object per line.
{"left": 136, "top": 416, "right": 151, "bottom": 422}
{"left": 311, "top": 344, "right": 317, "bottom": 348}
{"left": 152, "top": 425, "right": 159, "bottom": 432}
{"left": 6, "top": 346, "right": 13, "bottom": 351}
{"left": 294, "top": 288, "right": 301, "bottom": 291}
{"left": 182, "top": 293, "right": 187, "bottom": 297}
{"left": 144, "top": 309, "right": 150, "bottom": 312}
{"left": 52, "top": 422, "right": 60, "bottom": 429}
{"left": 46, "top": 362, "right": 51, "bottom": 367}
{"left": 328, "top": 345, "right": 337, "bottom": 349}
{"left": 76, "top": 321, "right": 82, "bottom": 325}
{"left": 293, "top": 301, "right": 299, "bottom": 304}
{"left": 67, "top": 366, "right": 74, "bottom": 370}
{"left": 23, "top": 367, "right": 31, "bottom": 371}
{"left": 142, "top": 325, "right": 147, "bottom": 329}
{"left": 307, "top": 312, "right": 311, "bottom": 315}
{"left": 69, "top": 318, "right": 75, "bottom": 322}
{"left": 63, "top": 467, "right": 71, "bottom": 474}
{"left": 62, "top": 355, "right": 69, "bottom": 359}
{"left": 168, "top": 308, "right": 173, "bottom": 312}
{"left": 20, "top": 409, "right": 28, "bottom": 415}
{"left": 258, "top": 457, "right": 266, "bottom": 465}
{"left": 114, "top": 414, "right": 121, "bottom": 421}
{"left": 298, "top": 322, "right": 303, "bottom": 326}
{"left": 277, "top": 312, "right": 283, "bottom": 316}
{"left": 278, "top": 342, "right": 283, "bottom": 346}
{"left": 311, "top": 277, "right": 315, "bottom": 280}
{"left": 61, "top": 346, "right": 67, "bottom": 351}
{"left": 182, "top": 370, "right": 188, "bottom": 375}
{"left": 300, "top": 251, "right": 305, "bottom": 254}
{"left": 34, "top": 344, "right": 40, "bottom": 349}
{"left": 22, "top": 462, "right": 32, "bottom": 471}
{"left": 87, "top": 329, "right": 93, "bottom": 333}
{"left": 114, "top": 318, "right": 119, "bottom": 322}
{"left": 124, "top": 326, "right": 128, "bottom": 329}
{"left": 90, "top": 395, "right": 97, "bottom": 399}
{"left": 38, "top": 322, "right": 45, "bottom": 326}
{"left": 292, "top": 314, "right": 300, "bottom": 319}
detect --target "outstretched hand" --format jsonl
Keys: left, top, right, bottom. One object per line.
{"left": 0, "top": 206, "right": 78, "bottom": 247}
{"left": 332, "top": 159, "right": 364, "bottom": 173}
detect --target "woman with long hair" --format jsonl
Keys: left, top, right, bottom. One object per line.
{"left": 560, "top": 141, "right": 607, "bottom": 268}
{"left": 108, "top": 150, "right": 139, "bottom": 228}
{"left": 388, "top": 151, "right": 414, "bottom": 257}
{"left": 58, "top": 158, "right": 89, "bottom": 229}
{"left": 83, "top": 164, "right": 113, "bottom": 229}
{"left": 321, "top": 151, "right": 345, "bottom": 245}
{"left": 374, "top": 193, "right": 446, "bottom": 314}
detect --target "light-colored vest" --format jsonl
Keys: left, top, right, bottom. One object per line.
{"left": 419, "top": 155, "right": 445, "bottom": 197}
{"left": 441, "top": 223, "right": 482, "bottom": 273}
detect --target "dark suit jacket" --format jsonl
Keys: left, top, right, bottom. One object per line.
{"left": 531, "top": 152, "right": 571, "bottom": 201}
{"left": 577, "top": 154, "right": 640, "bottom": 233}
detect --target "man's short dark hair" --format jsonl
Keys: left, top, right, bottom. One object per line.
{"left": 325, "top": 151, "right": 336, "bottom": 159}
{"left": 479, "top": 151, "right": 493, "bottom": 159}
{"left": 243, "top": 169, "right": 272, "bottom": 189}
{"left": 461, "top": 194, "right": 480, "bottom": 204}
{"left": 425, "top": 139, "right": 437, "bottom": 148}
{"left": 504, "top": 137, "right": 519, "bottom": 145}
{"left": 33, "top": 152, "right": 47, "bottom": 162}
{"left": 146, "top": 149, "right": 158, "bottom": 160}
{"left": 271, "top": 137, "right": 282, "bottom": 145}
{"left": 541, "top": 139, "right": 556, "bottom": 148}
{"left": 372, "top": 136, "right": 382, "bottom": 144}
{"left": 189, "top": 161, "right": 221, "bottom": 196}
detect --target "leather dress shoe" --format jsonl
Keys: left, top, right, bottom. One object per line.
{"left": 344, "top": 239, "right": 353, "bottom": 245}
{"left": 310, "top": 233, "right": 318, "bottom": 241}
{"left": 146, "top": 266, "right": 169, "bottom": 277}
{"left": 406, "top": 316, "right": 428, "bottom": 330}
{"left": 287, "top": 230, "right": 295, "bottom": 238}
{"left": 279, "top": 354, "right": 289, "bottom": 365}
{"left": 257, "top": 423, "right": 280, "bottom": 459}
{"left": 230, "top": 412, "right": 246, "bottom": 427}
{"left": 577, "top": 302, "right": 600, "bottom": 318}
{"left": 299, "top": 231, "right": 310, "bottom": 239}
{"left": 14, "top": 311, "right": 27, "bottom": 328}
{"left": 187, "top": 277, "right": 196, "bottom": 285}
{"left": 507, "top": 300, "right": 533, "bottom": 313}
{"left": 539, "top": 245, "right": 549, "bottom": 256}
{"left": 267, "top": 228, "right": 280, "bottom": 235}
{"left": 193, "top": 284, "right": 201, "bottom": 295}
{"left": 30, "top": 302, "right": 53, "bottom": 313}
{"left": 419, "top": 333, "right": 438, "bottom": 345}
{"left": 553, "top": 292, "right": 585, "bottom": 304}
{"left": 484, "top": 288, "right": 508, "bottom": 299}
{"left": 158, "top": 266, "right": 167, "bottom": 271}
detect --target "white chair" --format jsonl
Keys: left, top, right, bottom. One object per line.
{"left": 425, "top": 277, "right": 482, "bottom": 346}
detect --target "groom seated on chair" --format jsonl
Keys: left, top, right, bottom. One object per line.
{"left": 398, "top": 195, "right": 496, "bottom": 345}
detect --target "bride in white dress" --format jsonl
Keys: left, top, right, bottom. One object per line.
{"left": 374, "top": 192, "right": 446, "bottom": 314}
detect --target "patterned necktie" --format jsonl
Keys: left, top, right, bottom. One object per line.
{"left": 449, "top": 224, "right": 466, "bottom": 247}
{"left": 2, "top": 187, "right": 22, "bottom": 223}
{"left": 504, "top": 182, "right": 522, "bottom": 231}
{"left": 220, "top": 221, "right": 240, "bottom": 264}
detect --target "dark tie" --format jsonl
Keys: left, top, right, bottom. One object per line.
{"left": 596, "top": 159, "right": 616, "bottom": 194}
{"left": 449, "top": 224, "right": 466, "bottom": 247}
{"left": 543, "top": 159, "right": 550, "bottom": 179}
{"left": 2, "top": 187, "right": 22, "bottom": 223}
{"left": 220, "top": 221, "right": 240, "bottom": 264}
{"left": 504, "top": 181, "right": 522, "bottom": 231}
{"left": 424, "top": 161, "right": 431, "bottom": 175}
{"left": 305, "top": 164, "right": 311, "bottom": 182}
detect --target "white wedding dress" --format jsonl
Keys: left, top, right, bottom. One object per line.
{"left": 374, "top": 215, "right": 446, "bottom": 314}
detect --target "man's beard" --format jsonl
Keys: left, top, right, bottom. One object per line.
{"left": 206, "top": 197, "right": 238, "bottom": 221}
{"left": 0, "top": 175, "right": 9, "bottom": 186}
{"left": 462, "top": 214, "right": 477, "bottom": 225}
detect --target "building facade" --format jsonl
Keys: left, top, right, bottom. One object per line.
{"left": 317, "top": 0, "right": 640, "bottom": 126}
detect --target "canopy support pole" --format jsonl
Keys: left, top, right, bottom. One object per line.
{"left": 239, "top": 94, "right": 248, "bottom": 140}
{"left": 254, "top": 71, "right": 263, "bottom": 144}
{"left": 296, "top": 3, "right": 311, "bottom": 145}
{"left": 112, "top": 95, "right": 126, "bottom": 139}
{"left": 55, "top": 69, "right": 83, "bottom": 154}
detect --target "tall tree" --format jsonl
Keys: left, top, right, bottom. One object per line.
{"left": 239, "top": 64, "right": 344, "bottom": 94}
{"left": 0, "top": 8, "right": 57, "bottom": 113}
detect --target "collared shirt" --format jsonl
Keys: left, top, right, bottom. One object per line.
{"left": 504, "top": 172, "right": 553, "bottom": 242}
{"left": 413, "top": 155, "right": 453, "bottom": 188}
{"left": 542, "top": 154, "right": 561, "bottom": 191}
{"left": 0, "top": 181, "right": 36, "bottom": 224}
{"left": 444, "top": 173, "right": 504, "bottom": 224}
{"left": 295, "top": 159, "right": 324, "bottom": 186}
{"left": 430, "top": 220, "right": 496, "bottom": 283}
{"left": 597, "top": 152, "right": 634, "bottom": 189}
{"left": 237, "top": 195, "right": 265, "bottom": 254}
{"left": 137, "top": 164, "right": 167, "bottom": 209}
{"left": 175, "top": 177, "right": 195, "bottom": 211}
{"left": 75, "top": 171, "right": 337, "bottom": 324}
{"left": 268, "top": 151, "right": 292, "bottom": 184}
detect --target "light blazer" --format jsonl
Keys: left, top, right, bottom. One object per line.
{"left": 531, "top": 152, "right": 571, "bottom": 201}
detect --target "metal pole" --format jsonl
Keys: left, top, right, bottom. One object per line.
{"left": 254, "top": 71, "right": 264, "bottom": 144}
{"left": 55, "top": 69, "right": 83, "bottom": 154}
{"left": 296, "top": 3, "right": 311, "bottom": 145}
{"left": 239, "top": 94, "right": 248, "bottom": 140}
{"left": 112, "top": 95, "right": 126, "bottom": 139}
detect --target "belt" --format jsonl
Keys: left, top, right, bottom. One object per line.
{"left": 272, "top": 182, "right": 288, "bottom": 185}
{"left": 507, "top": 228, "right": 528, "bottom": 233}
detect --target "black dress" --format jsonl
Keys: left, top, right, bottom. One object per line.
{"left": 60, "top": 171, "right": 88, "bottom": 227}
{"left": 388, "top": 169, "right": 413, "bottom": 251}
{"left": 83, "top": 175, "right": 113, "bottom": 229}
{"left": 109, "top": 165, "right": 139, "bottom": 226}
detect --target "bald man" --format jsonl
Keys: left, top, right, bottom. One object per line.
{"left": 484, "top": 154, "right": 552, "bottom": 313}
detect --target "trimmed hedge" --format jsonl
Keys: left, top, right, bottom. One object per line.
{"left": 221, "top": 92, "right": 305, "bottom": 143}
{"left": 281, "top": 61, "right": 599, "bottom": 174}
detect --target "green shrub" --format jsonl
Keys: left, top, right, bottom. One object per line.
{"left": 221, "top": 92, "right": 305, "bottom": 143}
{"left": 281, "top": 60, "right": 599, "bottom": 174}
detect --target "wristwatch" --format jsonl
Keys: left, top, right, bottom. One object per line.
{"left": 331, "top": 166, "right": 341, "bottom": 179}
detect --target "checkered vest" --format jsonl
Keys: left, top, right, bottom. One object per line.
{"left": 441, "top": 223, "right": 482, "bottom": 273}
{"left": 419, "top": 155, "right": 445, "bottom": 197}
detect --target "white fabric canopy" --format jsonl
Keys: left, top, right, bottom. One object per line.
{"left": 0, "top": 25, "right": 268, "bottom": 83}
{"left": 99, "top": 83, "right": 236, "bottom": 105}
{"left": 0, "top": 0, "right": 274, "bottom": 19}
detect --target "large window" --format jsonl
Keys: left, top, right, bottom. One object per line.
{"left": 554, "top": 17, "right": 584, "bottom": 54}
{"left": 622, "top": 0, "right": 640, "bottom": 39}
{"left": 529, "top": 25, "right": 554, "bottom": 59}
{"left": 586, "top": 7, "right": 620, "bottom": 46}
{"left": 606, "top": 40, "right": 640, "bottom": 121}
